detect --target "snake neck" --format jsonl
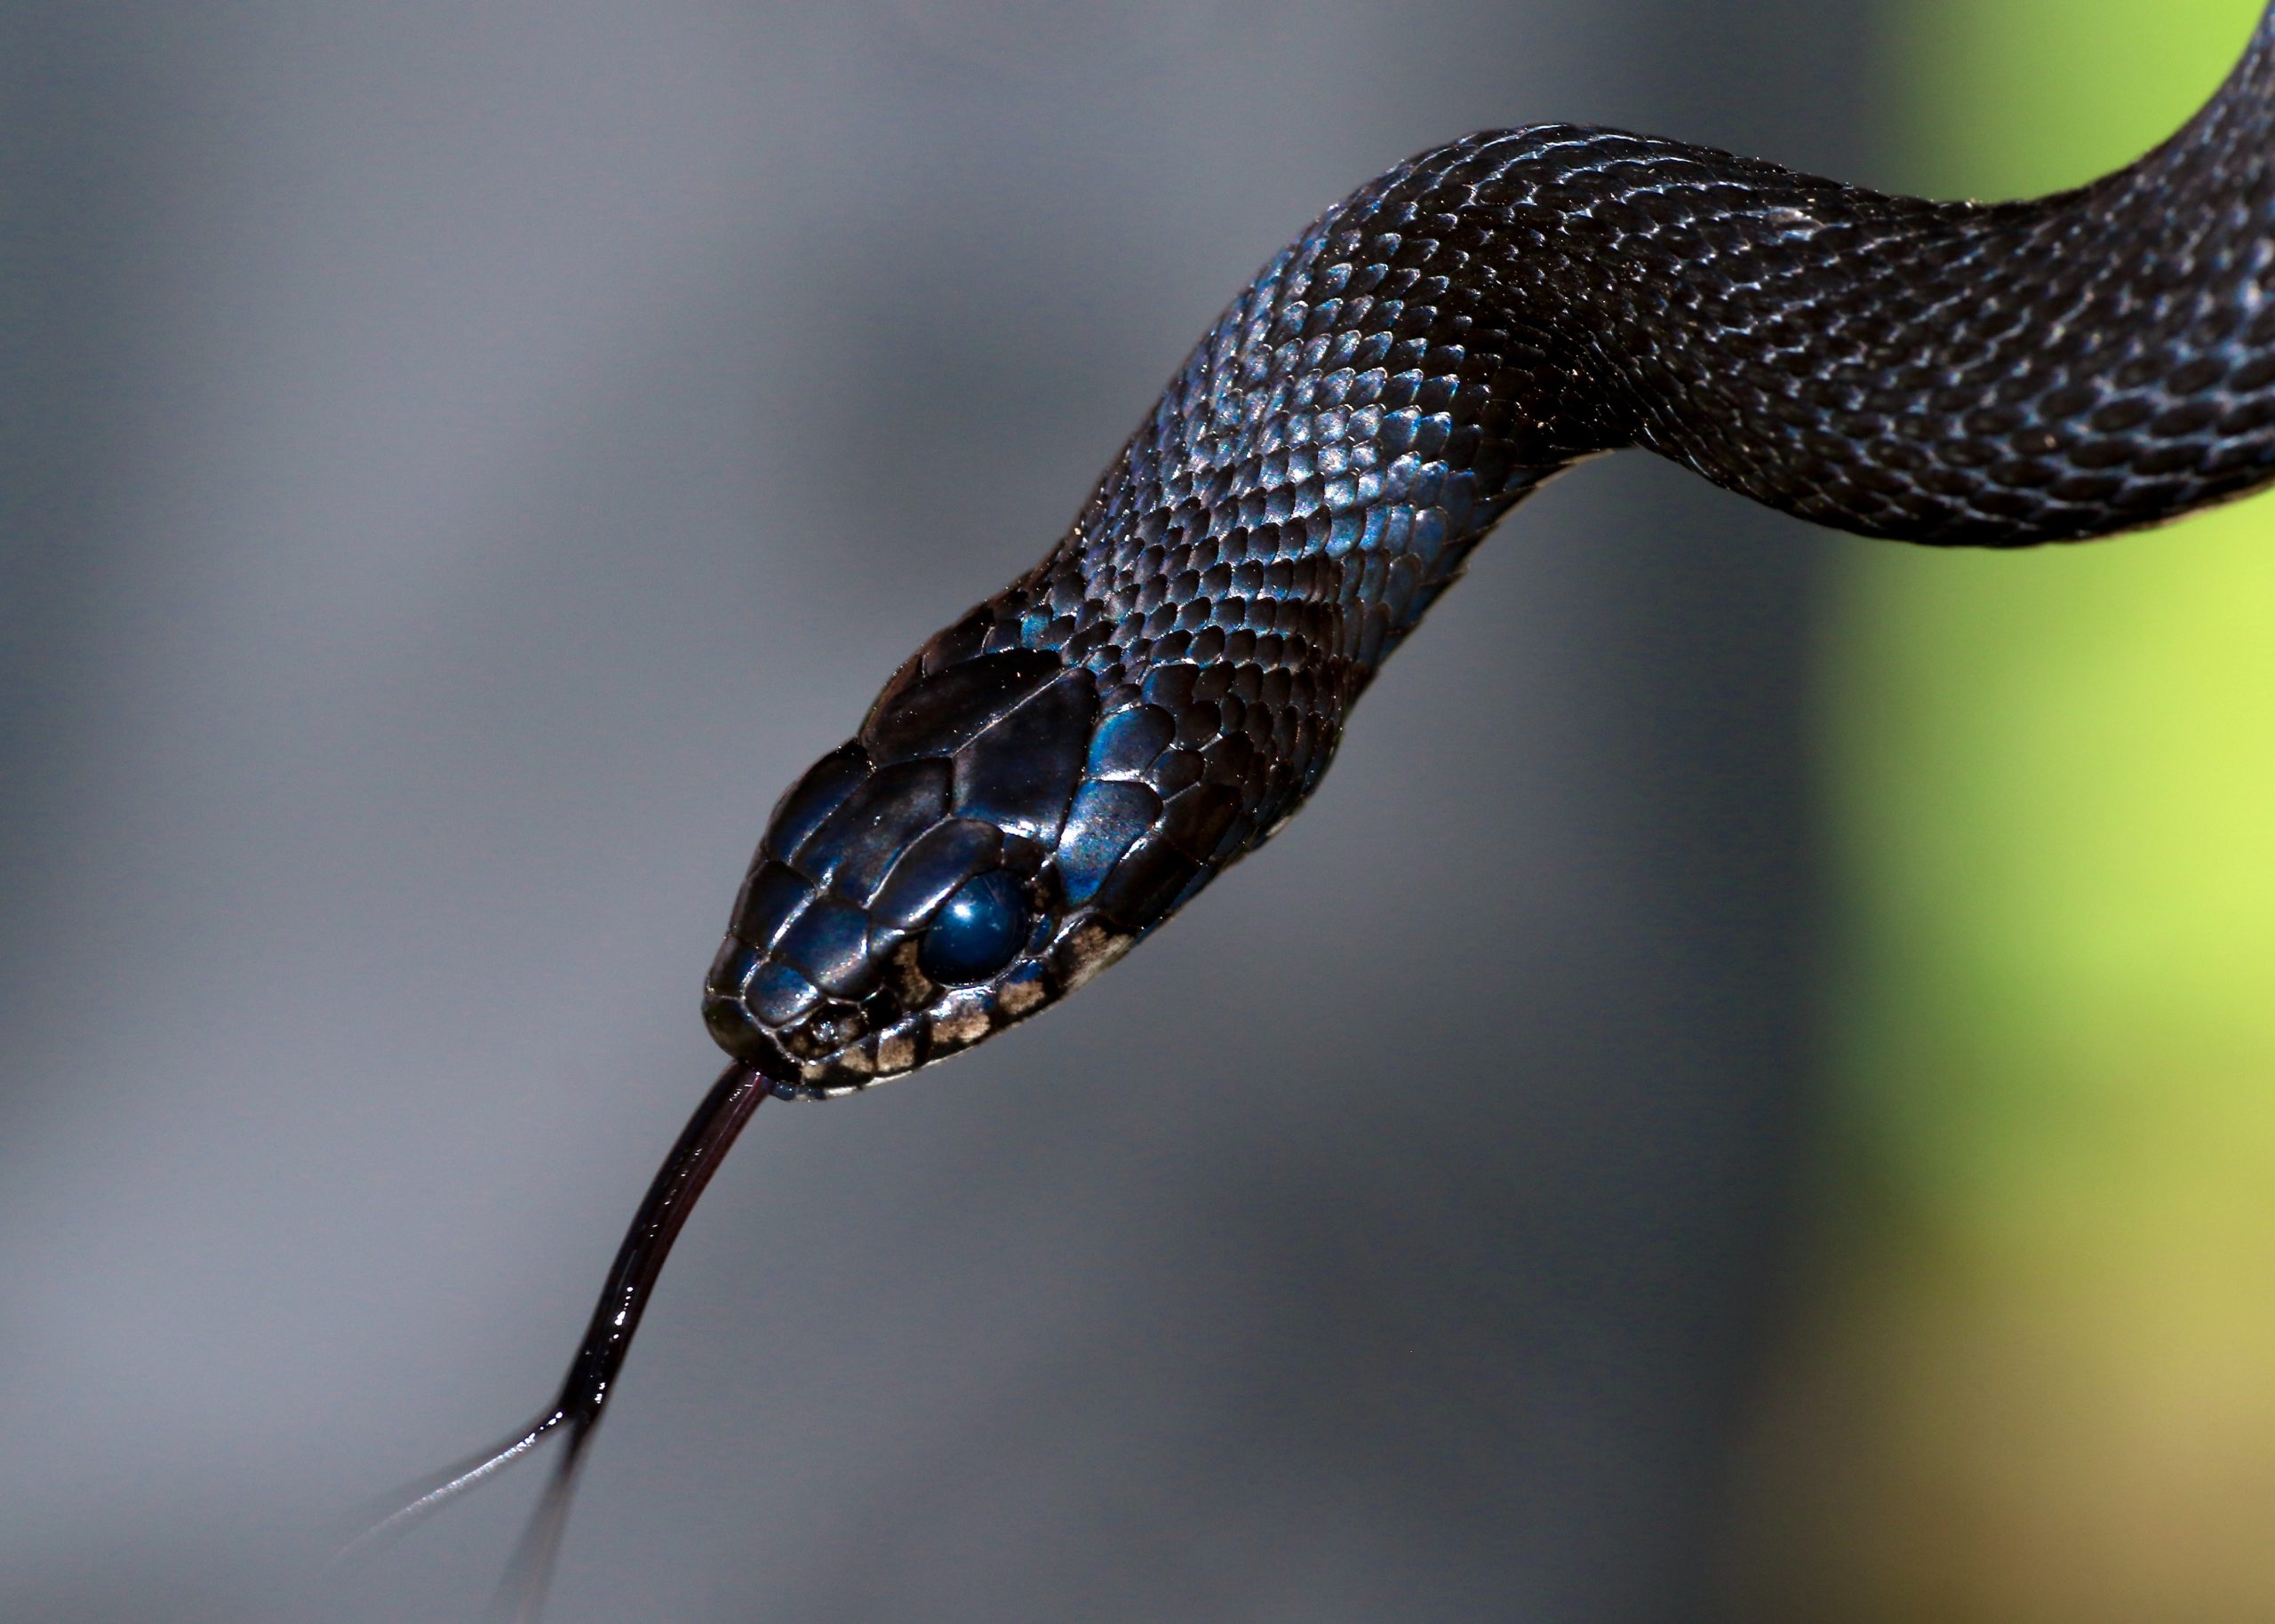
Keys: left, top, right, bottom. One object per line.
{"left": 907, "top": 32, "right": 2275, "bottom": 890}
{"left": 1039, "top": 11, "right": 2275, "bottom": 668}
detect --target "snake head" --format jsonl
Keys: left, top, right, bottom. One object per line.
{"left": 701, "top": 623, "right": 1241, "bottom": 1096}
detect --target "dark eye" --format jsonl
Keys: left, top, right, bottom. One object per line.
{"left": 917, "top": 870, "right": 1027, "bottom": 986}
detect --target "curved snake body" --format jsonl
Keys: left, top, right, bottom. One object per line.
{"left": 704, "top": 18, "right": 2275, "bottom": 1097}
{"left": 367, "top": 14, "right": 2275, "bottom": 1614}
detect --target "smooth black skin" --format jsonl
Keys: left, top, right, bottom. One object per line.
{"left": 357, "top": 12, "right": 2275, "bottom": 1618}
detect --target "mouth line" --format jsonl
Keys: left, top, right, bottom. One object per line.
{"left": 736, "top": 911, "right": 1141, "bottom": 1098}
{"left": 736, "top": 1025, "right": 813, "bottom": 1097}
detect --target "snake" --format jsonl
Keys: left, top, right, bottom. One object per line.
{"left": 355, "top": 10, "right": 2275, "bottom": 1615}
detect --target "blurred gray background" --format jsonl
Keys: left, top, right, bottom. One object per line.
{"left": 1, "top": 3, "right": 1882, "bottom": 1620}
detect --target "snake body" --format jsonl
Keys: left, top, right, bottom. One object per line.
{"left": 369, "top": 14, "right": 2275, "bottom": 1613}
{"left": 703, "top": 17, "right": 2275, "bottom": 1098}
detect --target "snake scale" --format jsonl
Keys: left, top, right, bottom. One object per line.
{"left": 361, "top": 11, "right": 2275, "bottom": 1614}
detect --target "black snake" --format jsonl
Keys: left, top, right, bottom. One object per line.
{"left": 357, "top": 12, "right": 2275, "bottom": 1614}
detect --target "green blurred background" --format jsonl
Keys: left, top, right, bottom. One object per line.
{"left": 1736, "top": 1, "right": 2275, "bottom": 1618}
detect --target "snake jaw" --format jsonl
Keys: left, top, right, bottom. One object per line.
{"left": 1047, "top": 917, "right": 1139, "bottom": 997}
{"left": 703, "top": 948, "right": 1051, "bottom": 1097}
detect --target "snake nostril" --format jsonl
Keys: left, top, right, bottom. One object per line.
{"left": 785, "top": 1001, "right": 867, "bottom": 1060}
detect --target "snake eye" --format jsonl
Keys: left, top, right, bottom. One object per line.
{"left": 917, "top": 869, "right": 1027, "bottom": 986}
